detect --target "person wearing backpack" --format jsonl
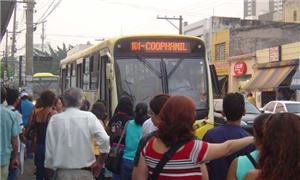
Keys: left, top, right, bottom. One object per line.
{"left": 227, "top": 114, "right": 269, "bottom": 180}
{"left": 121, "top": 102, "right": 149, "bottom": 180}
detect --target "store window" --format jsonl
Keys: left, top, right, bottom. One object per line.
{"left": 215, "top": 43, "right": 225, "bottom": 61}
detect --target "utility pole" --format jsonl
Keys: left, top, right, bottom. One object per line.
{"left": 41, "top": 21, "right": 46, "bottom": 52}
{"left": 4, "top": 30, "right": 9, "bottom": 82}
{"left": 25, "top": 0, "right": 34, "bottom": 84}
{"left": 157, "top": 15, "right": 183, "bottom": 34}
{"left": 11, "top": 4, "right": 17, "bottom": 62}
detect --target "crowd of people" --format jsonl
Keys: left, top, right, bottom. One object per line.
{"left": 1, "top": 86, "right": 300, "bottom": 180}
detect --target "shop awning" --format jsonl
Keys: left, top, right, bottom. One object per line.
{"left": 244, "top": 66, "right": 295, "bottom": 91}
{"left": 291, "top": 70, "right": 300, "bottom": 90}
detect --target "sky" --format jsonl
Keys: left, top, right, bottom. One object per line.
{"left": 1, "top": 0, "right": 243, "bottom": 55}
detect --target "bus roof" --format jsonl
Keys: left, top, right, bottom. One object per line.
{"left": 60, "top": 34, "right": 202, "bottom": 66}
{"left": 33, "top": 72, "right": 59, "bottom": 78}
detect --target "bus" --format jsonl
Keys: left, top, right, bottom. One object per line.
{"left": 60, "top": 35, "right": 217, "bottom": 137}
{"left": 32, "top": 72, "right": 60, "bottom": 99}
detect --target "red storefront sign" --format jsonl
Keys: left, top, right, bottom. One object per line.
{"left": 234, "top": 62, "right": 247, "bottom": 77}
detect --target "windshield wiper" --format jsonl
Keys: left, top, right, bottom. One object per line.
{"left": 135, "top": 55, "right": 162, "bottom": 79}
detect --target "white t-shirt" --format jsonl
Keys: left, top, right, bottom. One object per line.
{"left": 141, "top": 118, "right": 157, "bottom": 138}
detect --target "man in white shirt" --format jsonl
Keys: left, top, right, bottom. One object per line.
{"left": 141, "top": 94, "right": 170, "bottom": 138}
{"left": 44, "top": 88, "right": 110, "bottom": 180}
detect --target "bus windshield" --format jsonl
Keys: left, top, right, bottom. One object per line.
{"left": 115, "top": 57, "right": 208, "bottom": 109}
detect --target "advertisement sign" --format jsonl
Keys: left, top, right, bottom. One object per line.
{"left": 234, "top": 62, "right": 247, "bottom": 77}
{"left": 269, "top": 46, "right": 280, "bottom": 62}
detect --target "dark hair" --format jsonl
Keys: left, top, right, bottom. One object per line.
{"left": 253, "top": 113, "right": 269, "bottom": 145}
{"left": 114, "top": 96, "right": 133, "bottom": 116}
{"left": 158, "top": 96, "right": 196, "bottom": 147}
{"left": 35, "top": 98, "right": 42, "bottom": 108}
{"left": 91, "top": 101, "right": 107, "bottom": 120}
{"left": 134, "top": 102, "right": 149, "bottom": 125}
{"left": 223, "top": 93, "right": 245, "bottom": 121}
{"left": 259, "top": 113, "right": 300, "bottom": 180}
{"left": 80, "top": 99, "right": 90, "bottom": 111}
{"left": 54, "top": 96, "right": 64, "bottom": 106}
{"left": 149, "top": 94, "right": 170, "bottom": 115}
{"left": 247, "top": 92, "right": 253, "bottom": 97}
{"left": 1, "top": 85, "right": 7, "bottom": 103}
{"left": 6, "top": 88, "right": 19, "bottom": 105}
{"left": 40, "top": 90, "right": 56, "bottom": 108}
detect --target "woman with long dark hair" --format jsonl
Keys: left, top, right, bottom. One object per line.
{"left": 245, "top": 113, "right": 300, "bottom": 180}
{"left": 108, "top": 96, "right": 134, "bottom": 180}
{"left": 133, "top": 96, "right": 254, "bottom": 180}
{"left": 121, "top": 102, "right": 149, "bottom": 180}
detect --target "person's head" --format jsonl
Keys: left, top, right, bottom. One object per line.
{"left": 149, "top": 94, "right": 171, "bottom": 126}
{"left": 20, "top": 91, "right": 29, "bottom": 100}
{"left": 259, "top": 113, "right": 300, "bottom": 179}
{"left": 63, "top": 88, "right": 83, "bottom": 108}
{"left": 80, "top": 99, "right": 90, "bottom": 111}
{"left": 134, "top": 102, "right": 149, "bottom": 125}
{"left": 40, "top": 90, "right": 56, "bottom": 108}
{"left": 157, "top": 96, "right": 196, "bottom": 147}
{"left": 91, "top": 101, "right": 108, "bottom": 121}
{"left": 1, "top": 85, "right": 7, "bottom": 103}
{"left": 252, "top": 113, "right": 269, "bottom": 147}
{"left": 115, "top": 96, "right": 133, "bottom": 116}
{"left": 6, "top": 88, "right": 20, "bottom": 106}
{"left": 247, "top": 92, "right": 253, "bottom": 97}
{"left": 35, "top": 98, "right": 42, "bottom": 108}
{"left": 54, "top": 96, "right": 64, "bottom": 113}
{"left": 222, "top": 93, "right": 245, "bottom": 121}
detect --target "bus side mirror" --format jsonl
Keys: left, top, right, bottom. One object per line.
{"left": 106, "top": 63, "right": 114, "bottom": 80}
{"left": 209, "top": 64, "right": 220, "bottom": 96}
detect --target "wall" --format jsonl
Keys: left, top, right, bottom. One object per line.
{"left": 282, "top": 42, "right": 300, "bottom": 61}
{"left": 283, "top": 0, "right": 300, "bottom": 23}
{"left": 211, "top": 29, "right": 230, "bottom": 62}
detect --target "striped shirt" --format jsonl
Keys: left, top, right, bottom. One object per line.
{"left": 142, "top": 138, "right": 208, "bottom": 180}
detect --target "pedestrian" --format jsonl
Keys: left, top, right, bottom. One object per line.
{"left": 1, "top": 86, "right": 21, "bottom": 180}
{"left": 132, "top": 96, "right": 254, "bottom": 180}
{"left": 227, "top": 114, "right": 269, "bottom": 180}
{"left": 53, "top": 96, "right": 64, "bottom": 113}
{"left": 245, "top": 113, "right": 300, "bottom": 180}
{"left": 44, "top": 88, "right": 110, "bottom": 180}
{"left": 80, "top": 99, "right": 90, "bottom": 111}
{"left": 121, "top": 102, "right": 149, "bottom": 180}
{"left": 141, "top": 94, "right": 170, "bottom": 138}
{"left": 19, "top": 91, "right": 34, "bottom": 159}
{"left": 246, "top": 92, "right": 256, "bottom": 106}
{"left": 108, "top": 96, "right": 134, "bottom": 180}
{"left": 202, "top": 92, "right": 255, "bottom": 180}
{"left": 91, "top": 101, "right": 109, "bottom": 179}
{"left": 27, "top": 90, "right": 57, "bottom": 180}
{"left": 6, "top": 88, "right": 24, "bottom": 180}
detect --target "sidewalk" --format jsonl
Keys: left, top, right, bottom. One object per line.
{"left": 19, "top": 159, "right": 35, "bottom": 180}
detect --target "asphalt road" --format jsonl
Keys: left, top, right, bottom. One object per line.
{"left": 18, "top": 159, "right": 35, "bottom": 180}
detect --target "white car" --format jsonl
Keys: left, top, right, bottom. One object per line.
{"left": 262, "top": 101, "right": 300, "bottom": 115}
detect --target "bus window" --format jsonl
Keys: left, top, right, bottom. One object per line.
{"left": 83, "top": 57, "right": 90, "bottom": 90}
{"left": 90, "top": 56, "right": 97, "bottom": 90}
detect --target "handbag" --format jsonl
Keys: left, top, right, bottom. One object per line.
{"left": 105, "top": 121, "right": 129, "bottom": 174}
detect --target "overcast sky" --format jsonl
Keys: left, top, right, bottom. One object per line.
{"left": 1, "top": 0, "right": 243, "bottom": 54}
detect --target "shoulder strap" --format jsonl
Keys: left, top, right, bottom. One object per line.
{"left": 133, "top": 131, "right": 156, "bottom": 167}
{"left": 117, "top": 120, "right": 129, "bottom": 145}
{"left": 150, "top": 139, "right": 190, "bottom": 180}
{"left": 246, "top": 153, "right": 258, "bottom": 169}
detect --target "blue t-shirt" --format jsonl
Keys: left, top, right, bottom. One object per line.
{"left": 203, "top": 124, "right": 255, "bottom": 180}
{"left": 1, "top": 105, "right": 21, "bottom": 166}
{"left": 236, "top": 150, "right": 259, "bottom": 180}
{"left": 123, "top": 120, "right": 142, "bottom": 161}
{"left": 21, "top": 99, "right": 34, "bottom": 127}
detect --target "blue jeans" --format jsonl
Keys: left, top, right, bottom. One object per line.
{"left": 35, "top": 144, "right": 46, "bottom": 180}
{"left": 120, "top": 158, "right": 134, "bottom": 180}
{"left": 7, "top": 169, "right": 17, "bottom": 180}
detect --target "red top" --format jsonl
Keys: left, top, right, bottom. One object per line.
{"left": 142, "top": 138, "right": 208, "bottom": 180}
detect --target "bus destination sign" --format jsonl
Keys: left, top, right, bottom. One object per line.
{"left": 130, "top": 41, "right": 191, "bottom": 53}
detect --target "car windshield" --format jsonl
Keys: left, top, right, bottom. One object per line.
{"left": 245, "top": 102, "right": 260, "bottom": 114}
{"left": 115, "top": 57, "right": 208, "bottom": 109}
{"left": 286, "top": 103, "right": 300, "bottom": 113}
